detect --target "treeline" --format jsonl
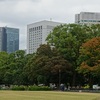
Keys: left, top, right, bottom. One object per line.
{"left": 0, "top": 24, "right": 100, "bottom": 89}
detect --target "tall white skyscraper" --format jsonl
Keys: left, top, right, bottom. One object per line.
{"left": 27, "top": 20, "right": 62, "bottom": 54}
{"left": 75, "top": 12, "right": 100, "bottom": 25}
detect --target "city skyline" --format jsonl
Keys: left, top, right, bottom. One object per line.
{"left": 0, "top": 0, "right": 100, "bottom": 49}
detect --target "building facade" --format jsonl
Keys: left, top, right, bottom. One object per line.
{"left": 0, "top": 27, "right": 19, "bottom": 53}
{"left": 0, "top": 27, "right": 6, "bottom": 52}
{"left": 27, "top": 20, "right": 62, "bottom": 54}
{"left": 75, "top": 12, "right": 100, "bottom": 25}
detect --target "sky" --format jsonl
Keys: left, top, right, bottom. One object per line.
{"left": 0, "top": 0, "right": 100, "bottom": 50}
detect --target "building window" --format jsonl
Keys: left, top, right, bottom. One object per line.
{"left": 41, "top": 26, "right": 42, "bottom": 29}
{"left": 35, "top": 27, "right": 36, "bottom": 31}
{"left": 33, "top": 28, "right": 34, "bottom": 31}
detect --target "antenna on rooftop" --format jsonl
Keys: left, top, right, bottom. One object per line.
{"left": 50, "top": 18, "right": 52, "bottom": 21}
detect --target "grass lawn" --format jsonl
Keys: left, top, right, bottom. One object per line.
{"left": 0, "top": 91, "right": 100, "bottom": 100}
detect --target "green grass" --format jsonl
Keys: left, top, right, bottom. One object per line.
{"left": 0, "top": 91, "right": 100, "bottom": 100}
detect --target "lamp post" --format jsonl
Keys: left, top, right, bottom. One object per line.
{"left": 59, "top": 69, "right": 61, "bottom": 90}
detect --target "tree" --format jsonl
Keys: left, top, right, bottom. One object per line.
{"left": 11, "top": 50, "right": 28, "bottom": 85}
{"left": 45, "top": 56, "right": 72, "bottom": 85}
{"left": 0, "top": 50, "right": 32, "bottom": 85}
{"left": 0, "top": 52, "right": 9, "bottom": 84}
{"left": 25, "top": 44, "right": 71, "bottom": 86}
{"left": 78, "top": 37, "right": 100, "bottom": 87}
{"left": 46, "top": 24, "right": 100, "bottom": 86}
{"left": 24, "top": 45, "right": 51, "bottom": 85}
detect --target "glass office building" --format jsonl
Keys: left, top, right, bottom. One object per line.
{"left": 0, "top": 27, "right": 6, "bottom": 52}
{"left": 0, "top": 27, "right": 19, "bottom": 53}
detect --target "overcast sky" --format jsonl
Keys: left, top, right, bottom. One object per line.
{"left": 0, "top": 0, "right": 100, "bottom": 49}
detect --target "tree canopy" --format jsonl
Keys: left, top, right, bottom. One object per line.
{"left": 0, "top": 24, "right": 100, "bottom": 88}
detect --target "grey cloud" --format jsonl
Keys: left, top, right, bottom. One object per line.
{"left": 0, "top": 0, "right": 100, "bottom": 49}
{"left": 0, "top": 0, "right": 7, "bottom": 2}
{"left": 0, "top": 0, "right": 40, "bottom": 2}
{"left": 30, "top": 0, "right": 41, "bottom": 2}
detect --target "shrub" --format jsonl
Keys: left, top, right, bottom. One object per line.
{"left": 11, "top": 85, "right": 26, "bottom": 91}
{"left": 28, "top": 85, "right": 51, "bottom": 91}
{"left": 84, "top": 84, "right": 90, "bottom": 89}
{"left": 10, "top": 85, "right": 51, "bottom": 91}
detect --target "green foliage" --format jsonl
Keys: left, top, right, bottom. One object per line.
{"left": 11, "top": 85, "right": 51, "bottom": 91}
{"left": 47, "top": 24, "right": 100, "bottom": 86}
{"left": 28, "top": 85, "right": 51, "bottom": 91}
{"left": 77, "top": 37, "right": 100, "bottom": 88}
{"left": 11, "top": 85, "right": 26, "bottom": 91}
{"left": 37, "top": 75, "right": 46, "bottom": 84}
{"left": 0, "top": 50, "right": 33, "bottom": 85}
{"left": 83, "top": 84, "right": 90, "bottom": 89}
{"left": 25, "top": 44, "right": 71, "bottom": 85}
{"left": 0, "top": 24, "right": 100, "bottom": 87}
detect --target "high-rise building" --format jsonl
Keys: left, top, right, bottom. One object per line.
{"left": 0, "top": 27, "right": 19, "bottom": 53}
{"left": 75, "top": 12, "right": 100, "bottom": 25}
{"left": 27, "top": 20, "right": 62, "bottom": 54}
